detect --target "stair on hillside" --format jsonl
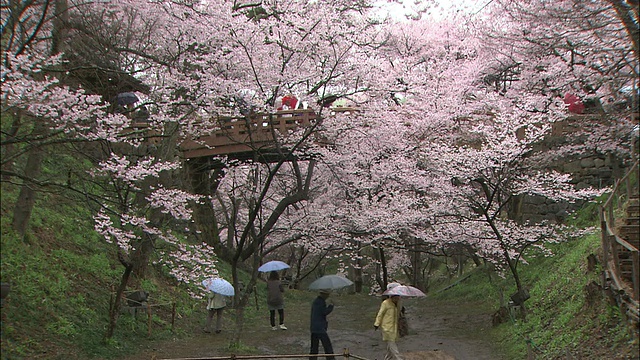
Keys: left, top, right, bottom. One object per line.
{"left": 618, "top": 196, "right": 639, "bottom": 284}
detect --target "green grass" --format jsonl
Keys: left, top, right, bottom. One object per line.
{"left": 423, "top": 211, "right": 638, "bottom": 360}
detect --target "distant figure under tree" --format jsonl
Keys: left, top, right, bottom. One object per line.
{"left": 266, "top": 271, "right": 287, "bottom": 330}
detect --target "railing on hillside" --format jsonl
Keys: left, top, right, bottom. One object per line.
{"left": 109, "top": 290, "right": 177, "bottom": 337}
{"left": 600, "top": 159, "right": 639, "bottom": 325}
{"left": 180, "top": 107, "right": 360, "bottom": 159}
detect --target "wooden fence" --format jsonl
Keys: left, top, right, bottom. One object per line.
{"left": 110, "top": 291, "right": 177, "bottom": 336}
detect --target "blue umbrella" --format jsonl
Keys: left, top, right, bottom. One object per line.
{"left": 202, "top": 278, "right": 235, "bottom": 296}
{"left": 258, "top": 260, "right": 290, "bottom": 273}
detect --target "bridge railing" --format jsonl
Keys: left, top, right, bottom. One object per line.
{"left": 600, "top": 159, "right": 639, "bottom": 324}
{"left": 180, "top": 107, "right": 360, "bottom": 159}
{"left": 180, "top": 109, "right": 317, "bottom": 159}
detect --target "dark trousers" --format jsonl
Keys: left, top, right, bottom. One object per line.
{"left": 309, "top": 332, "right": 335, "bottom": 360}
{"left": 270, "top": 309, "right": 284, "bottom": 326}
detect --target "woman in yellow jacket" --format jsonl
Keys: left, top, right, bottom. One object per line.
{"left": 374, "top": 294, "right": 402, "bottom": 360}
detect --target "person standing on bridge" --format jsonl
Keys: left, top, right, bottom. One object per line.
{"left": 374, "top": 294, "right": 403, "bottom": 360}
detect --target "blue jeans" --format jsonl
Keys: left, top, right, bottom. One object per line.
{"left": 310, "top": 332, "right": 335, "bottom": 360}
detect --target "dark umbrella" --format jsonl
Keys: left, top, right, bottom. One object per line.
{"left": 116, "top": 92, "right": 139, "bottom": 106}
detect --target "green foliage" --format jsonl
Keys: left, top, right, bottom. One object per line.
{"left": 565, "top": 190, "right": 613, "bottom": 228}
{"left": 430, "top": 266, "right": 502, "bottom": 305}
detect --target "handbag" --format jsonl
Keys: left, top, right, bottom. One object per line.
{"left": 398, "top": 311, "right": 409, "bottom": 337}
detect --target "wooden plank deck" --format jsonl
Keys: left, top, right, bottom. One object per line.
{"left": 180, "top": 107, "right": 360, "bottom": 159}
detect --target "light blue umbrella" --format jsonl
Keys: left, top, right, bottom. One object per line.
{"left": 258, "top": 260, "right": 290, "bottom": 273}
{"left": 202, "top": 278, "right": 235, "bottom": 296}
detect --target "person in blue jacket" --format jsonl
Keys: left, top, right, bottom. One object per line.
{"left": 309, "top": 290, "right": 335, "bottom": 360}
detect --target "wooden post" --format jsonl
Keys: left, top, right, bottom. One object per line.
{"left": 601, "top": 208, "right": 609, "bottom": 267}
{"left": 171, "top": 302, "right": 176, "bottom": 330}
{"left": 526, "top": 338, "right": 535, "bottom": 360}
{"left": 254, "top": 285, "right": 259, "bottom": 310}
{"left": 632, "top": 251, "right": 639, "bottom": 301}
{"left": 612, "top": 235, "right": 621, "bottom": 276}
{"left": 147, "top": 303, "right": 152, "bottom": 337}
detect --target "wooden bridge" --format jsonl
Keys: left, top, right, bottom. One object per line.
{"left": 178, "top": 107, "right": 359, "bottom": 161}
{"left": 180, "top": 109, "right": 318, "bottom": 159}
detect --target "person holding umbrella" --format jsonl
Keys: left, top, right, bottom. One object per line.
{"left": 266, "top": 271, "right": 287, "bottom": 330}
{"left": 309, "top": 290, "right": 335, "bottom": 360}
{"left": 202, "top": 277, "right": 234, "bottom": 334}
{"left": 204, "top": 291, "right": 227, "bottom": 334}
{"left": 374, "top": 293, "right": 403, "bottom": 360}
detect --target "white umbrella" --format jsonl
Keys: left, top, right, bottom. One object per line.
{"left": 202, "top": 278, "right": 235, "bottom": 296}
{"left": 258, "top": 260, "right": 291, "bottom": 273}
{"left": 308, "top": 275, "right": 354, "bottom": 291}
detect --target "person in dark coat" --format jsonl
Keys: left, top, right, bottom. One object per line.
{"left": 267, "top": 271, "right": 287, "bottom": 330}
{"left": 309, "top": 290, "right": 335, "bottom": 360}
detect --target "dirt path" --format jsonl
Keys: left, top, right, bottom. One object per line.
{"left": 123, "top": 293, "right": 504, "bottom": 360}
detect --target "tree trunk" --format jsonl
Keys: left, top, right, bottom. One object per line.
{"left": 130, "top": 236, "right": 155, "bottom": 281}
{"left": 607, "top": 0, "right": 640, "bottom": 62}
{"left": 352, "top": 239, "right": 363, "bottom": 293}
{"left": 105, "top": 261, "right": 133, "bottom": 340}
{"left": 11, "top": 134, "right": 44, "bottom": 239}
{"left": 1, "top": 114, "right": 21, "bottom": 181}
{"left": 230, "top": 255, "right": 260, "bottom": 347}
{"left": 379, "top": 247, "right": 388, "bottom": 290}
{"left": 187, "top": 160, "right": 228, "bottom": 259}
{"left": 11, "top": 0, "right": 68, "bottom": 239}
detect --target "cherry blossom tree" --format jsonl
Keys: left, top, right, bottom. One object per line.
{"left": 476, "top": 0, "right": 638, "bottom": 163}
{"left": 2, "top": 0, "right": 221, "bottom": 339}
{"left": 3, "top": 0, "right": 634, "bottom": 343}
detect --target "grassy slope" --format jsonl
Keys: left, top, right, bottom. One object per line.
{"left": 2, "top": 183, "right": 639, "bottom": 359}
{"left": 0, "top": 183, "right": 270, "bottom": 359}
{"left": 0, "top": 186, "right": 198, "bottom": 359}
{"left": 429, "top": 232, "right": 639, "bottom": 359}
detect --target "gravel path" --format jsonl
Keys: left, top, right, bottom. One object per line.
{"left": 123, "top": 293, "right": 504, "bottom": 360}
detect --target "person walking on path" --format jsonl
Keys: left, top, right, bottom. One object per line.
{"left": 204, "top": 291, "right": 227, "bottom": 334}
{"left": 309, "top": 290, "right": 335, "bottom": 360}
{"left": 267, "top": 271, "right": 287, "bottom": 330}
{"left": 374, "top": 294, "right": 403, "bottom": 360}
